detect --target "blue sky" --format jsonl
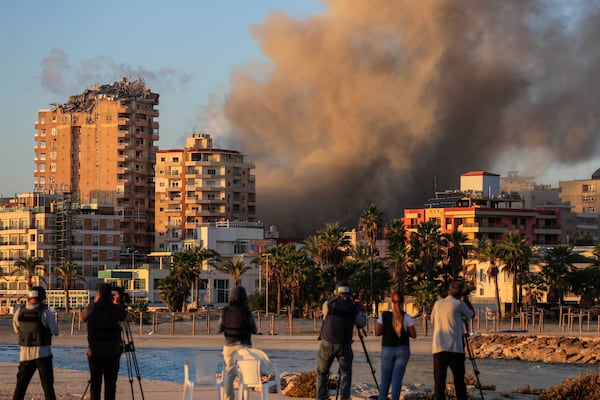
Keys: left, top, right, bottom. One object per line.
{"left": 0, "top": 0, "right": 323, "bottom": 196}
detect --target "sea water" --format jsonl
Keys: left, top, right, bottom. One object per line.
{"left": 0, "top": 345, "right": 596, "bottom": 393}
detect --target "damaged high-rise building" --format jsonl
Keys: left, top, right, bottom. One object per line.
{"left": 34, "top": 78, "right": 159, "bottom": 255}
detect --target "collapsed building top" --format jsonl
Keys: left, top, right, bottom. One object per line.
{"left": 56, "top": 77, "right": 158, "bottom": 113}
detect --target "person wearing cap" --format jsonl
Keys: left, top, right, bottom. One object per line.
{"left": 316, "top": 282, "right": 367, "bottom": 400}
{"left": 82, "top": 283, "right": 130, "bottom": 400}
{"left": 12, "top": 286, "right": 59, "bottom": 400}
{"left": 218, "top": 285, "right": 257, "bottom": 400}
{"left": 431, "top": 280, "right": 475, "bottom": 400}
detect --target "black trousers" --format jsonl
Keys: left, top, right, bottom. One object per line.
{"left": 13, "top": 355, "right": 57, "bottom": 400}
{"left": 433, "top": 351, "right": 467, "bottom": 400}
{"left": 87, "top": 354, "right": 121, "bottom": 400}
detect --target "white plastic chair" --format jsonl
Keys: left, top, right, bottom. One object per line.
{"left": 232, "top": 348, "right": 282, "bottom": 400}
{"left": 183, "top": 351, "right": 224, "bottom": 400}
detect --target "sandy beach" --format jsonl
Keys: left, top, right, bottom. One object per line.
{"left": 1, "top": 313, "right": 598, "bottom": 399}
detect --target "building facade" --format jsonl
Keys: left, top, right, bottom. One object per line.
{"left": 33, "top": 78, "right": 159, "bottom": 255}
{"left": 404, "top": 171, "right": 562, "bottom": 245}
{"left": 0, "top": 192, "right": 121, "bottom": 312}
{"left": 155, "top": 133, "right": 256, "bottom": 252}
{"left": 559, "top": 169, "right": 600, "bottom": 244}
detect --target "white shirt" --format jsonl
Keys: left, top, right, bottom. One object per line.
{"left": 13, "top": 303, "right": 59, "bottom": 361}
{"left": 431, "top": 296, "right": 473, "bottom": 354}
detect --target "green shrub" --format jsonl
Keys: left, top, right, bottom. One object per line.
{"left": 539, "top": 372, "right": 600, "bottom": 400}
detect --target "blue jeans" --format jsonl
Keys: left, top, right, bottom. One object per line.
{"left": 316, "top": 340, "right": 353, "bottom": 400}
{"left": 378, "top": 346, "right": 410, "bottom": 400}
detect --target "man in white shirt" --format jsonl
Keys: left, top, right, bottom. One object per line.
{"left": 431, "top": 281, "right": 474, "bottom": 400}
{"left": 12, "top": 286, "right": 60, "bottom": 400}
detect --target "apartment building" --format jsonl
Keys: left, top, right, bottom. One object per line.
{"left": 155, "top": 133, "right": 256, "bottom": 252}
{"left": 33, "top": 78, "right": 159, "bottom": 255}
{"left": 558, "top": 169, "right": 600, "bottom": 244}
{"left": 0, "top": 192, "right": 121, "bottom": 311}
{"left": 404, "top": 171, "right": 562, "bottom": 245}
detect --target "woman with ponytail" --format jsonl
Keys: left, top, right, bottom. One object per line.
{"left": 375, "top": 291, "right": 417, "bottom": 400}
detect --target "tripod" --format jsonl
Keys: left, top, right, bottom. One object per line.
{"left": 356, "top": 325, "right": 379, "bottom": 396}
{"left": 80, "top": 321, "right": 144, "bottom": 400}
{"left": 463, "top": 318, "right": 484, "bottom": 400}
{"left": 122, "top": 321, "right": 145, "bottom": 400}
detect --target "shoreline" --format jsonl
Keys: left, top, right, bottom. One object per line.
{"left": 1, "top": 317, "right": 599, "bottom": 399}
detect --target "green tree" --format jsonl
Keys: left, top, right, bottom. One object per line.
{"left": 540, "top": 245, "right": 577, "bottom": 307}
{"left": 52, "top": 260, "right": 86, "bottom": 312}
{"left": 216, "top": 258, "right": 251, "bottom": 286}
{"left": 191, "top": 247, "right": 219, "bottom": 306}
{"left": 169, "top": 251, "right": 196, "bottom": 311}
{"left": 358, "top": 204, "right": 384, "bottom": 312}
{"left": 498, "top": 231, "right": 531, "bottom": 314}
{"left": 157, "top": 276, "right": 185, "bottom": 312}
{"left": 406, "top": 221, "right": 445, "bottom": 298}
{"left": 12, "top": 255, "right": 44, "bottom": 289}
{"left": 476, "top": 239, "right": 502, "bottom": 317}
{"left": 386, "top": 219, "right": 409, "bottom": 294}
{"left": 570, "top": 266, "right": 600, "bottom": 308}
{"left": 442, "top": 230, "right": 472, "bottom": 282}
{"left": 307, "top": 222, "right": 350, "bottom": 282}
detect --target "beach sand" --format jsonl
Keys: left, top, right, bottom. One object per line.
{"left": 0, "top": 313, "right": 596, "bottom": 399}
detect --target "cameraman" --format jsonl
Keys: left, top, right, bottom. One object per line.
{"left": 81, "top": 283, "right": 131, "bottom": 400}
{"left": 316, "top": 282, "right": 366, "bottom": 400}
{"left": 431, "top": 281, "right": 474, "bottom": 400}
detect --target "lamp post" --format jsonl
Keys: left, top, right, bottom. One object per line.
{"left": 131, "top": 250, "right": 138, "bottom": 269}
{"left": 262, "top": 253, "right": 270, "bottom": 315}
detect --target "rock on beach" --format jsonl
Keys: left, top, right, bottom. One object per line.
{"left": 469, "top": 334, "right": 600, "bottom": 364}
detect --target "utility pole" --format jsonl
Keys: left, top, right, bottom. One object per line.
{"left": 262, "top": 253, "right": 270, "bottom": 315}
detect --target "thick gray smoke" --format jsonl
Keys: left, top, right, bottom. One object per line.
{"left": 221, "top": 1, "right": 600, "bottom": 237}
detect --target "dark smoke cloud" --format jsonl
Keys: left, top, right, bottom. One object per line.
{"left": 220, "top": 0, "right": 600, "bottom": 237}
{"left": 39, "top": 50, "right": 193, "bottom": 97}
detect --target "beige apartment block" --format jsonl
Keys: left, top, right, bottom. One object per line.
{"left": 155, "top": 133, "right": 257, "bottom": 252}
{"left": 0, "top": 193, "right": 121, "bottom": 311}
{"left": 33, "top": 78, "right": 159, "bottom": 255}
{"left": 559, "top": 169, "right": 600, "bottom": 244}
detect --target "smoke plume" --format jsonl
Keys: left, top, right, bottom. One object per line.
{"left": 219, "top": 0, "right": 600, "bottom": 237}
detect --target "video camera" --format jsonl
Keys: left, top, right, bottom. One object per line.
{"left": 111, "top": 286, "right": 131, "bottom": 307}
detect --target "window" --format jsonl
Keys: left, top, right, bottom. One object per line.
{"left": 134, "top": 279, "right": 146, "bottom": 289}
{"left": 40, "top": 141, "right": 46, "bottom": 149}
{"left": 92, "top": 235, "right": 99, "bottom": 246}
{"left": 107, "top": 250, "right": 113, "bottom": 259}
{"left": 39, "top": 164, "right": 45, "bottom": 172}
{"left": 51, "top": 128, "right": 56, "bottom": 136}
{"left": 92, "top": 220, "right": 99, "bottom": 230}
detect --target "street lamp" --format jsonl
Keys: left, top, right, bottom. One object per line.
{"left": 131, "top": 250, "right": 138, "bottom": 269}
{"left": 261, "top": 253, "right": 270, "bottom": 315}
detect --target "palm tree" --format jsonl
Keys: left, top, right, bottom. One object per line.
{"left": 157, "top": 276, "right": 185, "bottom": 312}
{"left": 540, "top": 245, "right": 577, "bottom": 307}
{"left": 52, "top": 260, "right": 86, "bottom": 312}
{"left": 358, "top": 204, "right": 384, "bottom": 312}
{"left": 476, "top": 239, "right": 502, "bottom": 317}
{"left": 216, "top": 258, "right": 251, "bottom": 286}
{"left": 358, "top": 204, "right": 384, "bottom": 250}
{"left": 191, "top": 247, "right": 219, "bottom": 306}
{"left": 386, "top": 218, "right": 409, "bottom": 294}
{"left": 169, "top": 251, "right": 196, "bottom": 311}
{"left": 12, "top": 255, "right": 44, "bottom": 289}
{"left": 407, "top": 221, "right": 444, "bottom": 283}
{"left": 498, "top": 231, "right": 531, "bottom": 314}
{"left": 310, "top": 222, "right": 351, "bottom": 282}
{"left": 442, "top": 230, "right": 472, "bottom": 282}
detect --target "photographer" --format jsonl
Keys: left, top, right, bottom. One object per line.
{"left": 431, "top": 281, "right": 474, "bottom": 400}
{"left": 81, "top": 284, "right": 131, "bottom": 400}
{"left": 316, "top": 282, "right": 366, "bottom": 400}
